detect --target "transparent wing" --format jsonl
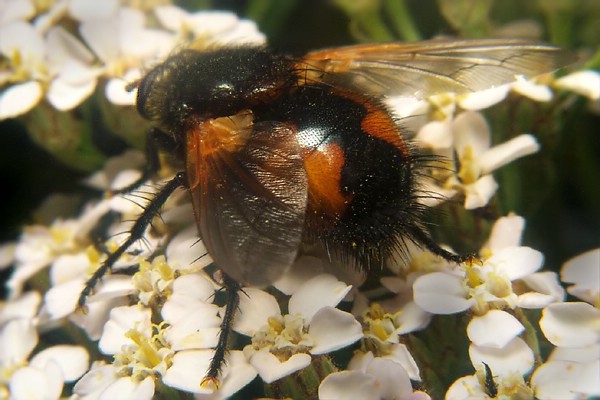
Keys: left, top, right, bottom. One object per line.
{"left": 188, "top": 121, "right": 307, "bottom": 287}
{"left": 299, "top": 38, "right": 576, "bottom": 98}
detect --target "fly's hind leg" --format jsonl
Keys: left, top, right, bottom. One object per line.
{"left": 409, "top": 224, "right": 480, "bottom": 265}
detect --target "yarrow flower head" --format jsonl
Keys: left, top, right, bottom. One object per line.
{"left": 236, "top": 273, "right": 363, "bottom": 383}
{"left": 0, "top": 1, "right": 266, "bottom": 119}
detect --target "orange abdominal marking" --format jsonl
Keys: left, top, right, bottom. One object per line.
{"left": 304, "top": 143, "right": 351, "bottom": 217}
{"left": 361, "top": 107, "right": 408, "bottom": 154}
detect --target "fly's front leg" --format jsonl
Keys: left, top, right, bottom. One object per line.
{"left": 78, "top": 172, "right": 187, "bottom": 311}
{"left": 110, "top": 128, "right": 181, "bottom": 195}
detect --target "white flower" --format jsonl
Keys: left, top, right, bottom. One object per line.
{"left": 447, "top": 367, "right": 534, "bottom": 400}
{"left": 236, "top": 274, "right": 362, "bottom": 383}
{"left": 163, "top": 350, "right": 256, "bottom": 398}
{"left": 350, "top": 348, "right": 421, "bottom": 383}
{"left": 0, "top": 21, "right": 98, "bottom": 119}
{"left": 554, "top": 70, "right": 600, "bottom": 100}
{"left": 67, "top": 0, "right": 120, "bottom": 22}
{"left": 154, "top": 6, "right": 266, "bottom": 47}
{"left": 78, "top": 7, "right": 174, "bottom": 106}
{"left": 467, "top": 309, "right": 524, "bottom": 348}
{"left": 413, "top": 214, "right": 563, "bottom": 315}
{"left": 531, "top": 347, "right": 600, "bottom": 400}
{"left": 0, "top": 0, "right": 35, "bottom": 25}
{"left": 353, "top": 299, "right": 424, "bottom": 381}
{"left": 449, "top": 309, "right": 540, "bottom": 398}
{"left": 560, "top": 248, "right": 600, "bottom": 306}
{"left": 7, "top": 199, "right": 110, "bottom": 298}
{"left": 0, "top": 290, "right": 41, "bottom": 325}
{"left": 73, "top": 361, "right": 155, "bottom": 400}
{"left": 319, "top": 356, "right": 428, "bottom": 400}
{"left": 363, "top": 281, "right": 432, "bottom": 336}
{"left": 469, "top": 337, "right": 534, "bottom": 377}
{"left": 539, "top": 302, "right": 600, "bottom": 348}
{"left": 1, "top": 319, "right": 89, "bottom": 400}
{"left": 81, "top": 266, "right": 254, "bottom": 398}
{"left": 274, "top": 254, "right": 365, "bottom": 295}
{"left": 512, "top": 75, "right": 553, "bottom": 102}
{"left": 418, "top": 111, "right": 540, "bottom": 209}
{"left": 531, "top": 343, "right": 600, "bottom": 399}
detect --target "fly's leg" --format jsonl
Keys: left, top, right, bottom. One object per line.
{"left": 78, "top": 172, "right": 187, "bottom": 311}
{"left": 409, "top": 224, "right": 480, "bottom": 265}
{"left": 110, "top": 128, "right": 180, "bottom": 195}
{"left": 202, "top": 273, "right": 242, "bottom": 389}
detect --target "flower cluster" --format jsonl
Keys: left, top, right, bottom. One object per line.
{"left": 1, "top": 1, "right": 599, "bottom": 400}
{"left": 0, "top": 0, "right": 265, "bottom": 119}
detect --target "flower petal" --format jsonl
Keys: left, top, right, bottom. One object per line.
{"left": 0, "top": 318, "right": 37, "bottom": 363}
{"left": 366, "top": 357, "right": 413, "bottom": 400}
{"left": 453, "top": 111, "right": 491, "bottom": 158}
{"left": 415, "top": 119, "right": 453, "bottom": 149}
{"left": 105, "top": 71, "right": 139, "bottom": 105}
{"left": 234, "top": 287, "right": 280, "bottom": 336}
{"left": 166, "top": 227, "right": 211, "bottom": 271}
{"left": 73, "top": 362, "right": 118, "bottom": 397}
{"left": 561, "top": 248, "right": 600, "bottom": 285}
{"left": 393, "top": 300, "right": 432, "bottom": 335}
{"left": 488, "top": 246, "right": 544, "bottom": 280}
{"left": 9, "top": 363, "right": 63, "bottom": 400}
{"left": 0, "top": 291, "right": 40, "bottom": 325}
{"left": 550, "top": 343, "right": 600, "bottom": 364}
{"left": 385, "top": 344, "right": 421, "bottom": 381}
{"left": 561, "top": 248, "right": 600, "bottom": 304}
{"left": 464, "top": 175, "right": 498, "bottom": 210}
{"left": 30, "top": 345, "right": 89, "bottom": 382}
{"left": 46, "top": 69, "right": 97, "bottom": 110}
{"left": 318, "top": 370, "right": 380, "bottom": 400}
{"left": 288, "top": 274, "right": 351, "bottom": 322}
{"left": 249, "top": 351, "right": 311, "bottom": 383}
{"left": 413, "top": 272, "right": 473, "bottom": 314}
{"left": 446, "top": 375, "right": 487, "bottom": 400}
{"left": 467, "top": 310, "right": 524, "bottom": 348}
{"left": 458, "top": 84, "right": 510, "bottom": 110}
{"left": 555, "top": 70, "right": 600, "bottom": 100}
{"left": 485, "top": 214, "right": 525, "bottom": 251}
{"left": 469, "top": 337, "right": 534, "bottom": 376}
{"left": 0, "top": 0, "right": 35, "bottom": 24}
{"left": 70, "top": 297, "right": 129, "bottom": 341}
{"left": 479, "top": 134, "right": 540, "bottom": 174}
{"left": 519, "top": 271, "right": 565, "bottom": 308}
{"left": 210, "top": 351, "right": 257, "bottom": 399}
{"left": 532, "top": 360, "right": 600, "bottom": 400}
{"left": 45, "top": 26, "right": 95, "bottom": 67}
{"left": 273, "top": 255, "right": 325, "bottom": 295}
{"left": 539, "top": 302, "right": 600, "bottom": 347}
{"left": 68, "top": 0, "right": 119, "bottom": 21}
{"left": 0, "top": 21, "right": 44, "bottom": 62}
{"left": 98, "top": 305, "right": 151, "bottom": 354}
{"left": 0, "top": 81, "right": 43, "bottom": 119}
{"left": 98, "top": 377, "right": 155, "bottom": 400}
{"left": 309, "top": 307, "right": 362, "bottom": 354}
{"left": 165, "top": 311, "right": 220, "bottom": 351}
{"left": 512, "top": 78, "right": 553, "bottom": 102}
{"left": 163, "top": 350, "right": 214, "bottom": 394}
